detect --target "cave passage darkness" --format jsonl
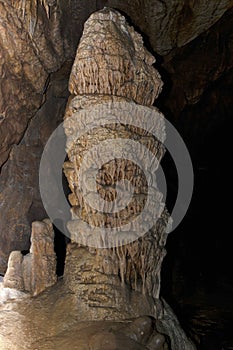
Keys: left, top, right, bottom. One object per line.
{"left": 53, "top": 221, "right": 67, "bottom": 277}
{"left": 159, "top": 79, "right": 233, "bottom": 349}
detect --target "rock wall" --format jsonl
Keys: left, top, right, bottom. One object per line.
{"left": 0, "top": 61, "right": 70, "bottom": 272}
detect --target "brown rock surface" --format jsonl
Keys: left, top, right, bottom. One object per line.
{"left": 60, "top": 10, "right": 195, "bottom": 349}
{"left": 63, "top": 9, "right": 169, "bottom": 307}
{"left": 28, "top": 219, "right": 57, "bottom": 296}
{"left": 3, "top": 219, "right": 57, "bottom": 296}
{"left": 0, "top": 3, "right": 231, "bottom": 348}
{"left": 0, "top": 63, "right": 70, "bottom": 273}
{"left": 63, "top": 243, "right": 164, "bottom": 321}
{"left": 104, "top": 0, "right": 233, "bottom": 55}
{"left": 0, "top": 1, "right": 47, "bottom": 167}
{"left": 69, "top": 8, "right": 163, "bottom": 106}
{"left": 3, "top": 251, "right": 24, "bottom": 291}
{"left": 162, "top": 7, "right": 233, "bottom": 117}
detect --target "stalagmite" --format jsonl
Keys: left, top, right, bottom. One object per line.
{"left": 3, "top": 219, "right": 57, "bottom": 296}
{"left": 62, "top": 9, "right": 196, "bottom": 349}
{"left": 63, "top": 7, "right": 169, "bottom": 316}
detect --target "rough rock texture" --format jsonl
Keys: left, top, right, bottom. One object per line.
{"left": 0, "top": 0, "right": 70, "bottom": 168}
{"left": 63, "top": 244, "right": 164, "bottom": 321}
{"left": 162, "top": 7, "right": 233, "bottom": 118}
{"left": 0, "top": 0, "right": 77, "bottom": 272}
{"left": 156, "top": 300, "right": 196, "bottom": 350}
{"left": 0, "top": 2, "right": 231, "bottom": 348}
{"left": 64, "top": 95, "right": 166, "bottom": 250}
{"left": 27, "top": 219, "right": 57, "bottom": 296}
{"left": 3, "top": 251, "right": 24, "bottom": 291}
{"left": 3, "top": 219, "right": 57, "bottom": 296}
{"left": 61, "top": 9, "right": 195, "bottom": 350}
{"left": 103, "top": 0, "right": 233, "bottom": 55}
{"left": 63, "top": 9, "right": 169, "bottom": 305}
{"left": 0, "top": 63, "right": 70, "bottom": 273}
{"left": 69, "top": 9, "right": 163, "bottom": 105}
{"left": 0, "top": 0, "right": 47, "bottom": 167}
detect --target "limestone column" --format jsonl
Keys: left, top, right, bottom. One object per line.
{"left": 63, "top": 8, "right": 170, "bottom": 320}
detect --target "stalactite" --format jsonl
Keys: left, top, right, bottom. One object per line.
{"left": 11, "top": 0, "right": 55, "bottom": 36}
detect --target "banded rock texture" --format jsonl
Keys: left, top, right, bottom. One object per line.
{"left": 63, "top": 8, "right": 169, "bottom": 307}
{"left": 3, "top": 219, "right": 57, "bottom": 296}
{"left": 62, "top": 9, "right": 195, "bottom": 349}
{"left": 69, "top": 9, "right": 163, "bottom": 106}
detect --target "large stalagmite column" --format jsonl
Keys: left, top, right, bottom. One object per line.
{"left": 63, "top": 8, "right": 170, "bottom": 320}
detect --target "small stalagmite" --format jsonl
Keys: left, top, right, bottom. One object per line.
{"left": 3, "top": 219, "right": 57, "bottom": 296}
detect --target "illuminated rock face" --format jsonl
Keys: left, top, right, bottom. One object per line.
{"left": 3, "top": 219, "right": 57, "bottom": 296}
{"left": 68, "top": 9, "right": 163, "bottom": 105}
{"left": 63, "top": 8, "right": 169, "bottom": 315}
{"left": 60, "top": 11, "right": 196, "bottom": 349}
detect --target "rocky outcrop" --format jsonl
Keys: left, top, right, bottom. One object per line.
{"left": 3, "top": 219, "right": 57, "bottom": 296}
{"left": 0, "top": 1, "right": 47, "bottom": 168}
{"left": 0, "top": 63, "right": 70, "bottom": 273}
{"left": 162, "top": 7, "right": 233, "bottom": 118}
{"left": 3, "top": 251, "right": 24, "bottom": 291}
{"left": 0, "top": 0, "right": 70, "bottom": 168}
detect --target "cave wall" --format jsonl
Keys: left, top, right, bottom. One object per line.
{"left": 0, "top": 0, "right": 233, "bottom": 273}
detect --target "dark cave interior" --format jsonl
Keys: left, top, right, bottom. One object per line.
{"left": 159, "top": 79, "right": 233, "bottom": 348}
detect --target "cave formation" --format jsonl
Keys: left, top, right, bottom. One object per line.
{"left": 0, "top": 1, "right": 233, "bottom": 350}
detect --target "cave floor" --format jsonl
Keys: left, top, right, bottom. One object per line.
{"left": 0, "top": 279, "right": 156, "bottom": 350}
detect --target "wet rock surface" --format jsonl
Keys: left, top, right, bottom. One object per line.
{"left": 0, "top": 278, "right": 171, "bottom": 350}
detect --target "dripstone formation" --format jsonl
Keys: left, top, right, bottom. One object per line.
{"left": 62, "top": 10, "right": 195, "bottom": 349}
{"left": 1, "top": 9, "right": 196, "bottom": 350}
{"left": 63, "top": 7, "right": 169, "bottom": 309}
{"left": 4, "top": 219, "right": 57, "bottom": 296}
